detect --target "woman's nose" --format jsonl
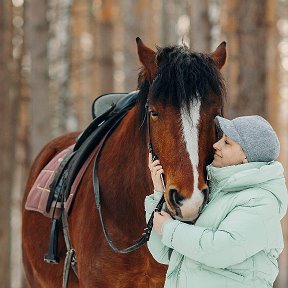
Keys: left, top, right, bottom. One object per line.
{"left": 213, "top": 140, "right": 220, "bottom": 150}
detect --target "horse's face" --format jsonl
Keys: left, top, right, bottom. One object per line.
{"left": 137, "top": 38, "right": 226, "bottom": 222}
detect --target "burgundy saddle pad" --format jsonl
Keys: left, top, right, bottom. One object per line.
{"left": 25, "top": 143, "right": 99, "bottom": 219}
{"left": 25, "top": 145, "right": 75, "bottom": 218}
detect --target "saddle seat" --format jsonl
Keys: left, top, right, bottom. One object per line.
{"left": 25, "top": 90, "right": 139, "bottom": 218}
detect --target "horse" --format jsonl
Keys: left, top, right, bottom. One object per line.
{"left": 22, "top": 38, "right": 226, "bottom": 287}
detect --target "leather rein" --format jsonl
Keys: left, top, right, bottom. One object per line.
{"left": 93, "top": 99, "right": 165, "bottom": 254}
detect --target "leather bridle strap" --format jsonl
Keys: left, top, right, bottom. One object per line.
{"left": 93, "top": 101, "right": 165, "bottom": 254}
{"left": 145, "top": 101, "right": 166, "bottom": 197}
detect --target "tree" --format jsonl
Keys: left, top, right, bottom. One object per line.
{"left": 95, "top": 0, "right": 115, "bottom": 94}
{"left": 48, "top": 0, "right": 73, "bottom": 136}
{"left": 70, "top": 0, "right": 94, "bottom": 129}
{"left": 189, "top": 0, "right": 211, "bottom": 52}
{"left": 25, "top": 0, "right": 50, "bottom": 159}
{"left": 121, "top": 0, "right": 158, "bottom": 91}
{"left": 0, "top": 0, "right": 13, "bottom": 286}
{"left": 160, "top": 0, "right": 179, "bottom": 45}
{"left": 11, "top": 1, "right": 29, "bottom": 286}
{"left": 220, "top": 0, "right": 268, "bottom": 118}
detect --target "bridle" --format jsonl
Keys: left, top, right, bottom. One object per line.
{"left": 93, "top": 99, "right": 165, "bottom": 254}
{"left": 145, "top": 101, "right": 166, "bottom": 192}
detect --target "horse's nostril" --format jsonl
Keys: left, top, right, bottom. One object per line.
{"left": 169, "top": 188, "right": 184, "bottom": 207}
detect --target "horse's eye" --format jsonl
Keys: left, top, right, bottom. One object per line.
{"left": 150, "top": 111, "right": 159, "bottom": 117}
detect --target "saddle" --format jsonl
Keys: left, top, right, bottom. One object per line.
{"left": 25, "top": 90, "right": 139, "bottom": 219}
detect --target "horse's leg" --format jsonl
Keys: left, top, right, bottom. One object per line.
{"left": 22, "top": 132, "right": 79, "bottom": 287}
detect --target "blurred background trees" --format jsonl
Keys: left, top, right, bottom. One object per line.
{"left": 1, "top": 0, "right": 288, "bottom": 287}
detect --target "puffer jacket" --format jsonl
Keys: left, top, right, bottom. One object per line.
{"left": 145, "top": 161, "right": 288, "bottom": 288}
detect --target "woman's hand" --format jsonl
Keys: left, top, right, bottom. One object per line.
{"left": 153, "top": 211, "right": 173, "bottom": 235}
{"left": 148, "top": 153, "right": 164, "bottom": 192}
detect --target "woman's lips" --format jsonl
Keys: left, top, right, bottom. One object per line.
{"left": 214, "top": 153, "right": 221, "bottom": 158}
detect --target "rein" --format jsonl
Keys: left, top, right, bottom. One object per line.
{"left": 93, "top": 100, "right": 165, "bottom": 254}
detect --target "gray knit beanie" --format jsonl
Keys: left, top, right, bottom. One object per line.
{"left": 215, "top": 115, "right": 280, "bottom": 162}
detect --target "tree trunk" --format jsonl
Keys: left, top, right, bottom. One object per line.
{"left": 160, "top": 0, "right": 178, "bottom": 45}
{"left": 189, "top": 0, "right": 211, "bottom": 52}
{"left": 48, "top": 0, "right": 73, "bottom": 136}
{"left": 220, "top": 0, "right": 240, "bottom": 117}
{"left": 0, "top": 1, "right": 13, "bottom": 286}
{"left": 11, "top": 2, "right": 29, "bottom": 287}
{"left": 70, "top": 0, "right": 94, "bottom": 129}
{"left": 121, "top": 0, "right": 148, "bottom": 91}
{"left": 220, "top": 0, "right": 267, "bottom": 118}
{"left": 25, "top": 0, "right": 50, "bottom": 159}
{"left": 95, "top": 0, "right": 115, "bottom": 94}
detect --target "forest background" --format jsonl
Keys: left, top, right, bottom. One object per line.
{"left": 1, "top": 0, "right": 288, "bottom": 287}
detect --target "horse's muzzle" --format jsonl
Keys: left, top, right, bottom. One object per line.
{"left": 165, "top": 186, "right": 209, "bottom": 224}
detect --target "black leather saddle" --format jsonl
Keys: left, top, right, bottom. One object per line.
{"left": 46, "top": 91, "right": 139, "bottom": 212}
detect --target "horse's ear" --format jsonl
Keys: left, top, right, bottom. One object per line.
{"left": 210, "top": 41, "right": 226, "bottom": 70}
{"left": 136, "top": 37, "right": 157, "bottom": 82}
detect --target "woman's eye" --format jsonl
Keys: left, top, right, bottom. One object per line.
{"left": 225, "top": 140, "right": 229, "bottom": 144}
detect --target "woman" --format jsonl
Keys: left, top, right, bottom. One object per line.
{"left": 145, "top": 115, "right": 288, "bottom": 288}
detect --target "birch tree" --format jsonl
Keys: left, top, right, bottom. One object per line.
{"left": 48, "top": 0, "right": 74, "bottom": 136}
{"left": 25, "top": 0, "right": 50, "bottom": 159}
{"left": 0, "top": 1, "right": 13, "bottom": 286}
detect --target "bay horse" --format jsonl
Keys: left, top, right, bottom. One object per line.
{"left": 22, "top": 38, "right": 226, "bottom": 287}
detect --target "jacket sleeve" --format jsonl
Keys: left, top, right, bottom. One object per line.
{"left": 145, "top": 192, "right": 170, "bottom": 265}
{"left": 161, "top": 195, "right": 281, "bottom": 269}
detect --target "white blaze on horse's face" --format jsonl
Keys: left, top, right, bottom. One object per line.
{"left": 179, "top": 100, "right": 204, "bottom": 221}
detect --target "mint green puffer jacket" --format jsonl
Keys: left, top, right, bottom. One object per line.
{"left": 145, "top": 161, "right": 288, "bottom": 288}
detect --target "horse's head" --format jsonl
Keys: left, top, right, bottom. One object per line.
{"left": 136, "top": 37, "right": 226, "bottom": 222}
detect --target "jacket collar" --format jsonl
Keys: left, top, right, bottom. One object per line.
{"left": 206, "top": 162, "right": 266, "bottom": 183}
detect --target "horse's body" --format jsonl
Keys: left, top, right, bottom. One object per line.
{"left": 22, "top": 106, "right": 166, "bottom": 287}
{"left": 22, "top": 39, "right": 226, "bottom": 287}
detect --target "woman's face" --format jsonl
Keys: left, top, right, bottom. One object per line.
{"left": 212, "top": 134, "right": 247, "bottom": 168}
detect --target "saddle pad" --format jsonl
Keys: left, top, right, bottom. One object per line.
{"left": 25, "top": 145, "right": 75, "bottom": 218}
{"left": 25, "top": 143, "right": 99, "bottom": 219}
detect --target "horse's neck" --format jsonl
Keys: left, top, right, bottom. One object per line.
{"left": 98, "top": 106, "right": 152, "bottom": 229}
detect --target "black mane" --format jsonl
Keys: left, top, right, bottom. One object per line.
{"left": 137, "top": 44, "right": 226, "bottom": 113}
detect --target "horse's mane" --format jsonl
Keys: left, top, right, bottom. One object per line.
{"left": 137, "top": 44, "right": 226, "bottom": 123}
